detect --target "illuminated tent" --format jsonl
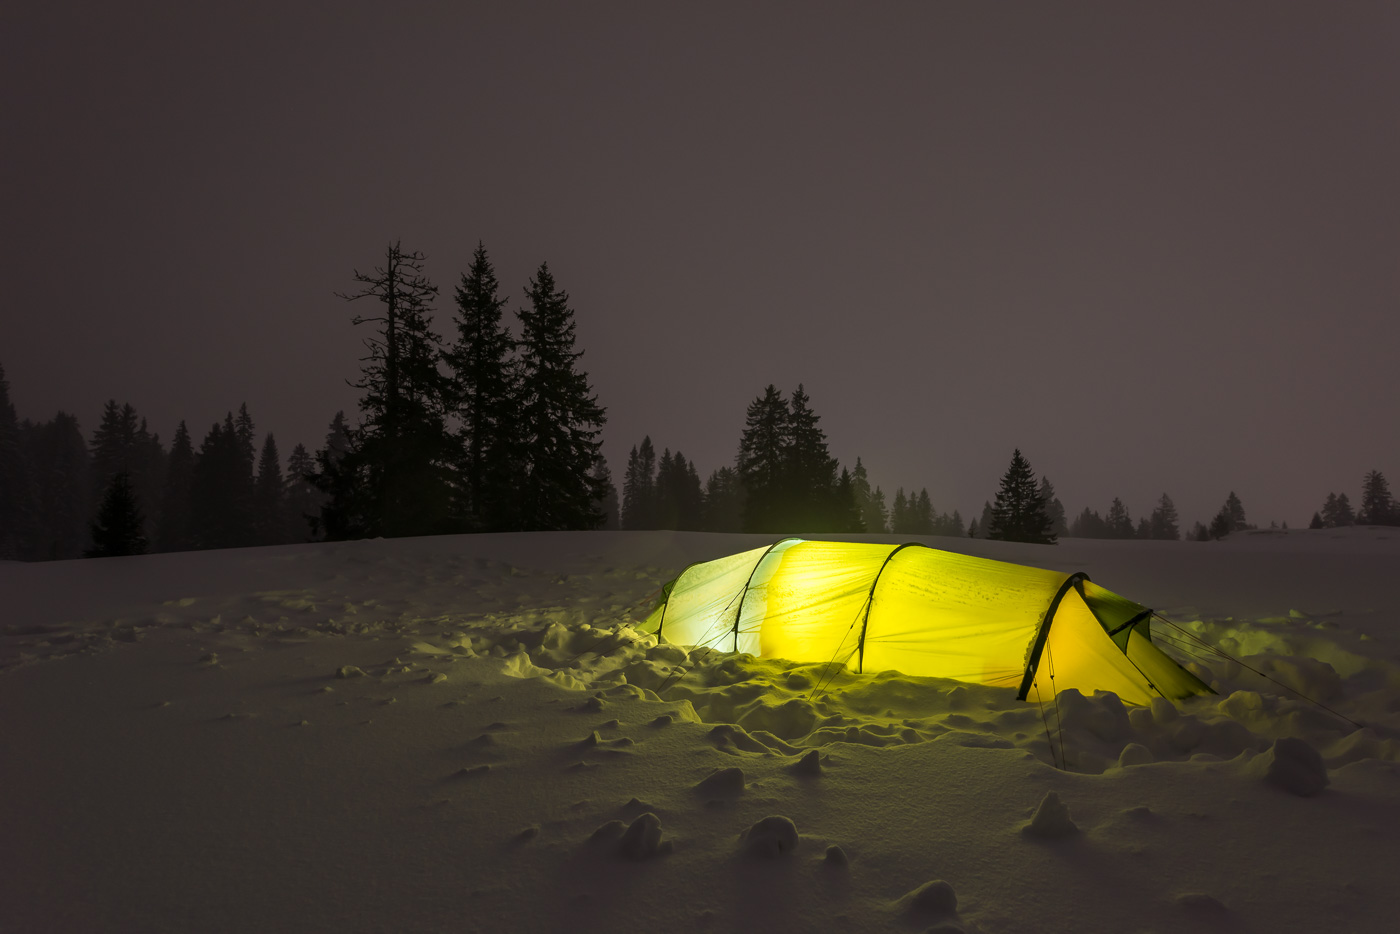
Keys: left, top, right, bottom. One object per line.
{"left": 641, "top": 539, "right": 1212, "bottom": 706}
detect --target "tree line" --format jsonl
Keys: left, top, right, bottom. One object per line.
{"left": 4, "top": 237, "right": 1398, "bottom": 557}
{"left": 0, "top": 240, "right": 616, "bottom": 558}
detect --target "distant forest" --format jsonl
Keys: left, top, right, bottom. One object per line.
{"left": 2, "top": 242, "right": 1397, "bottom": 560}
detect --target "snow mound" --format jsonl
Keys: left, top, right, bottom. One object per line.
{"left": 1250, "top": 736, "right": 1330, "bottom": 796}
{"left": 1023, "top": 791, "right": 1078, "bottom": 838}
{"left": 739, "top": 815, "right": 799, "bottom": 857}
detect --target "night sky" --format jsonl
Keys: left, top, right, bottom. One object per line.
{"left": 4, "top": 2, "right": 1397, "bottom": 530}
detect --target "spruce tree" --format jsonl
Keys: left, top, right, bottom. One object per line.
{"left": 234, "top": 404, "right": 257, "bottom": 474}
{"left": 890, "top": 488, "right": 910, "bottom": 534}
{"left": 23, "top": 413, "right": 90, "bottom": 560}
{"left": 190, "top": 416, "right": 256, "bottom": 549}
{"left": 323, "top": 412, "right": 353, "bottom": 466}
{"left": 1148, "top": 493, "right": 1180, "bottom": 540}
{"left": 1208, "top": 508, "right": 1233, "bottom": 540}
{"left": 514, "top": 262, "right": 608, "bottom": 530}
{"left": 1308, "top": 511, "right": 1323, "bottom": 530}
{"left": 975, "top": 500, "right": 994, "bottom": 539}
{"left": 0, "top": 362, "right": 37, "bottom": 560}
{"left": 156, "top": 421, "right": 195, "bottom": 551}
{"left": 326, "top": 243, "right": 455, "bottom": 538}
{"left": 1225, "top": 491, "right": 1247, "bottom": 530}
{"left": 622, "top": 437, "right": 657, "bottom": 530}
{"left": 913, "top": 489, "right": 934, "bottom": 535}
{"left": 835, "top": 467, "right": 866, "bottom": 533}
{"left": 592, "top": 457, "right": 619, "bottom": 530}
{"left": 784, "top": 384, "right": 838, "bottom": 530}
{"left": 254, "top": 434, "right": 285, "bottom": 544}
{"left": 283, "top": 442, "right": 321, "bottom": 542}
{"left": 90, "top": 400, "right": 140, "bottom": 504}
{"left": 1335, "top": 492, "right": 1355, "bottom": 525}
{"left": 736, "top": 386, "right": 789, "bottom": 533}
{"left": 1359, "top": 470, "right": 1395, "bottom": 525}
{"left": 444, "top": 242, "right": 519, "bottom": 531}
{"left": 87, "top": 472, "right": 147, "bottom": 557}
{"left": 1106, "top": 497, "right": 1134, "bottom": 539}
{"left": 946, "top": 510, "right": 965, "bottom": 537}
{"left": 988, "top": 449, "right": 1055, "bottom": 544}
{"left": 701, "top": 466, "right": 744, "bottom": 532}
{"left": 850, "top": 458, "right": 887, "bottom": 533}
{"left": 1069, "top": 507, "right": 1106, "bottom": 538}
{"left": 1038, "top": 477, "right": 1068, "bottom": 539}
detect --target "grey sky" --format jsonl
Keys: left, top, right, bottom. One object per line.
{"left": 4, "top": 2, "right": 1397, "bottom": 530}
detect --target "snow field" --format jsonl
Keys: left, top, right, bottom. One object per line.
{"left": 2, "top": 528, "right": 1398, "bottom": 933}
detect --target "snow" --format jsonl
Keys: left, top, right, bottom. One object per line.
{"left": 2, "top": 528, "right": 1398, "bottom": 933}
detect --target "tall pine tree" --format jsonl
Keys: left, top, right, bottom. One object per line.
{"left": 513, "top": 262, "right": 608, "bottom": 530}
{"left": 444, "top": 242, "right": 519, "bottom": 532}
{"left": 156, "top": 420, "right": 194, "bottom": 551}
{"left": 622, "top": 437, "right": 658, "bottom": 530}
{"left": 988, "top": 449, "right": 1055, "bottom": 544}
{"left": 323, "top": 243, "right": 455, "bottom": 538}
{"left": 1149, "top": 493, "right": 1180, "bottom": 540}
{"left": 1359, "top": 470, "right": 1395, "bottom": 525}
{"left": 254, "top": 434, "right": 284, "bottom": 544}
{"left": 87, "top": 472, "right": 148, "bottom": 557}
{"left": 283, "top": 442, "right": 321, "bottom": 542}
{"left": 736, "top": 386, "right": 790, "bottom": 534}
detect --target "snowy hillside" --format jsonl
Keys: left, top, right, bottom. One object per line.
{"left": 3, "top": 529, "right": 1398, "bottom": 933}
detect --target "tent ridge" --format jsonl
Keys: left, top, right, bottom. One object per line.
{"left": 857, "top": 541, "right": 933, "bottom": 673}
{"left": 1015, "top": 571, "right": 1090, "bottom": 701}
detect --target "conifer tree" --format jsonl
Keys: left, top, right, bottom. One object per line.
{"left": 1190, "top": 521, "right": 1210, "bottom": 541}
{"left": 514, "top": 262, "right": 608, "bottom": 530}
{"left": 254, "top": 434, "right": 284, "bottom": 544}
{"left": 701, "top": 466, "right": 744, "bottom": 532}
{"left": 1308, "top": 511, "right": 1323, "bottom": 530}
{"left": 323, "top": 412, "right": 353, "bottom": 466}
{"left": 1038, "top": 477, "right": 1068, "bottom": 539}
{"left": 622, "top": 437, "right": 658, "bottom": 530}
{"left": 850, "top": 458, "right": 887, "bottom": 533}
{"left": 736, "top": 386, "right": 790, "bottom": 533}
{"left": 913, "top": 489, "right": 934, "bottom": 535}
{"left": 946, "top": 510, "right": 965, "bottom": 537}
{"left": 890, "top": 488, "right": 910, "bottom": 534}
{"left": 1135, "top": 516, "right": 1152, "bottom": 539}
{"left": 1148, "top": 493, "right": 1180, "bottom": 540}
{"left": 323, "top": 243, "right": 455, "bottom": 538}
{"left": 975, "top": 500, "right": 994, "bottom": 539}
{"left": 190, "top": 415, "right": 256, "bottom": 549}
{"left": 869, "top": 487, "right": 889, "bottom": 534}
{"left": 0, "top": 362, "right": 37, "bottom": 560}
{"left": 988, "top": 449, "right": 1054, "bottom": 544}
{"left": 592, "top": 458, "right": 619, "bottom": 530}
{"left": 90, "top": 400, "right": 140, "bottom": 503}
{"left": 22, "top": 413, "right": 90, "bottom": 560}
{"left": 1069, "top": 507, "right": 1106, "bottom": 538}
{"left": 234, "top": 404, "right": 256, "bottom": 480}
{"left": 156, "top": 421, "right": 195, "bottom": 551}
{"left": 1106, "top": 497, "right": 1134, "bottom": 539}
{"left": 784, "top": 384, "right": 838, "bottom": 530}
{"left": 1359, "top": 470, "right": 1395, "bottom": 525}
{"left": 87, "top": 472, "right": 147, "bottom": 557}
{"left": 1336, "top": 492, "right": 1355, "bottom": 525}
{"left": 835, "top": 467, "right": 866, "bottom": 533}
{"left": 1208, "top": 508, "right": 1233, "bottom": 540}
{"left": 283, "top": 442, "right": 321, "bottom": 542}
{"left": 444, "top": 242, "right": 519, "bottom": 531}
{"left": 1225, "top": 491, "right": 1247, "bottom": 530}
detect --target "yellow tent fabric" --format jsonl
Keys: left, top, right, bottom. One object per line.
{"left": 641, "top": 539, "right": 1211, "bottom": 705}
